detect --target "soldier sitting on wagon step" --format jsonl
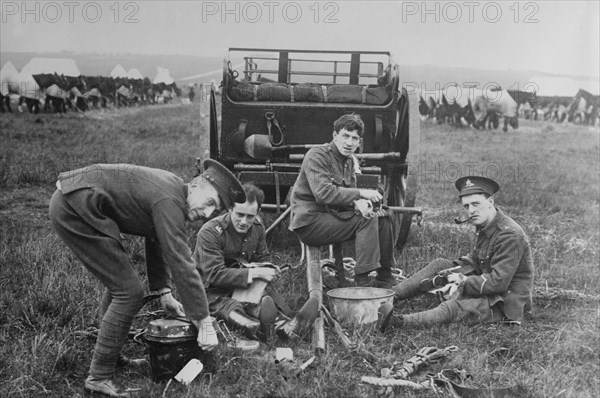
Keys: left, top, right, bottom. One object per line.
{"left": 194, "top": 183, "right": 292, "bottom": 340}
{"left": 289, "top": 114, "right": 398, "bottom": 288}
{"left": 378, "top": 176, "right": 534, "bottom": 331}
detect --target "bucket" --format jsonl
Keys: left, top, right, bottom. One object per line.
{"left": 326, "top": 287, "right": 395, "bottom": 326}
{"left": 144, "top": 318, "right": 210, "bottom": 382}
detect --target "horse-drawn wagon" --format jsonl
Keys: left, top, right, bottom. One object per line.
{"left": 204, "top": 48, "right": 421, "bottom": 249}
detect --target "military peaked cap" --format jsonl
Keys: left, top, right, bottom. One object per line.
{"left": 201, "top": 159, "right": 246, "bottom": 209}
{"left": 455, "top": 176, "right": 499, "bottom": 197}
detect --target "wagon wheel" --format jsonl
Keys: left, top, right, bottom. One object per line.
{"left": 385, "top": 89, "right": 420, "bottom": 251}
{"left": 209, "top": 88, "right": 220, "bottom": 161}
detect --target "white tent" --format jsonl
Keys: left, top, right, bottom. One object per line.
{"left": 1, "top": 61, "right": 19, "bottom": 80}
{"left": 528, "top": 76, "right": 600, "bottom": 97}
{"left": 127, "top": 68, "right": 144, "bottom": 80}
{"left": 153, "top": 67, "right": 174, "bottom": 85}
{"left": 21, "top": 57, "right": 80, "bottom": 77}
{"left": 1, "top": 61, "right": 20, "bottom": 96}
{"left": 110, "top": 64, "right": 128, "bottom": 78}
{"left": 13, "top": 70, "right": 43, "bottom": 99}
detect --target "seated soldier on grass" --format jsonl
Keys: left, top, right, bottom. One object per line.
{"left": 289, "top": 113, "right": 397, "bottom": 288}
{"left": 194, "top": 183, "right": 290, "bottom": 339}
{"left": 378, "top": 176, "right": 534, "bottom": 331}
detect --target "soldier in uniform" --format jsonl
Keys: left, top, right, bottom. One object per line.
{"left": 194, "top": 184, "right": 284, "bottom": 339}
{"left": 289, "top": 114, "right": 397, "bottom": 288}
{"left": 49, "top": 159, "right": 245, "bottom": 397}
{"left": 378, "top": 176, "right": 534, "bottom": 330}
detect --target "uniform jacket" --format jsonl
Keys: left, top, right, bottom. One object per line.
{"left": 194, "top": 212, "right": 269, "bottom": 299}
{"left": 460, "top": 208, "right": 534, "bottom": 321}
{"left": 289, "top": 142, "right": 361, "bottom": 230}
{"left": 57, "top": 164, "right": 209, "bottom": 321}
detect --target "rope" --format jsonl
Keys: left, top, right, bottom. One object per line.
{"left": 383, "top": 346, "right": 458, "bottom": 379}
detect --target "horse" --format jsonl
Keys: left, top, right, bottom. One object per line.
{"left": 568, "top": 89, "right": 599, "bottom": 125}
{"left": 471, "top": 89, "right": 519, "bottom": 132}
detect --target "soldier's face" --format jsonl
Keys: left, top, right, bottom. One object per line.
{"left": 461, "top": 193, "right": 495, "bottom": 227}
{"left": 230, "top": 201, "right": 259, "bottom": 234}
{"left": 332, "top": 128, "right": 361, "bottom": 157}
{"left": 186, "top": 181, "right": 221, "bottom": 222}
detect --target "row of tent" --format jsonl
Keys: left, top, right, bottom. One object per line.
{"left": 1, "top": 58, "right": 179, "bottom": 112}
{"left": 2, "top": 57, "right": 175, "bottom": 85}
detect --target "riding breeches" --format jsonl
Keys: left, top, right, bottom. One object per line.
{"left": 49, "top": 189, "right": 144, "bottom": 379}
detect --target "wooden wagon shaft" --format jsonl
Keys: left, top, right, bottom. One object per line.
{"left": 264, "top": 206, "right": 291, "bottom": 235}
{"left": 321, "top": 305, "right": 357, "bottom": 351}
{"left": 289, "top": 152, "right": 405, "bottom": 162}
{"left": 384, "top": 206, "right": 423, "bottom": 215}
{"left": 261, "top": 203, "right": 421, "bottom": 215}
{"left": 306, "top": 246, "right": 325, "bottom": 354}
{"left": 234, "top": 163, "right": 383, "bottom": 175}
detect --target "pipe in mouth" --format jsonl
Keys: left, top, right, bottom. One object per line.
{"left": 454, "top": 215, "right": 474, "bottom": 224}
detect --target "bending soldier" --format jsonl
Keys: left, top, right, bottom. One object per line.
{"left": 379, "top": 176, "right": 534, "bottom": 331}
{"left": 49, "top": 159, "right": 245, "bottom": 397}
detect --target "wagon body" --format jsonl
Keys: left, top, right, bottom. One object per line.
{"left": 207, "top": 48, "right": 420, "bottom": 248}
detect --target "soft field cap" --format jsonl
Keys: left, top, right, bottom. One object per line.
{"left": 455, "top": 176, "right": 499, "bottom": 197}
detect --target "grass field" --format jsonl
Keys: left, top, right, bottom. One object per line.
{"left": 1, "top": 105, "right": 598, "bottom": 398}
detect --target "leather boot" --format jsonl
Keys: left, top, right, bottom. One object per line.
{"left": 228, "top": 310, "right": 260, "bottom": 339}
{"left": 258, "top": 295, "right": 278, "bottom": 340}
{"left": 354, "top": 273, "right": 372, "bottom": 287}
{"left": 374, "top": 268, "right": 395, "bottom": 289}
{"left": 84, "top": 376, "right": 141, "bottom": 397}
{"left": 377, "top": 303, "right": 403, "bottom": 333}
{"left": 276, "top": 296, "right": 319, "bottom": 340}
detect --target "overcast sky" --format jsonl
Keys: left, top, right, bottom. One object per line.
{"left": 1, "top": 0, "right": 599, "bottom": 78}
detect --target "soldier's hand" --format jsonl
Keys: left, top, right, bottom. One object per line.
{"left": 160, "top": 292, "right": 185, "bottom": 317}
{"left": 447, "top": 273, "right": 467, "bottom": 285}
{"left": 354, "top": 199, "right": 375, "bottom": 219}
{"left": 359, "top": 189, "right": 383, "bottom": 202}
{"left": 194, "top": 317, "right": 218, "bottom": 351}
{"left": 249, "top": 267, "right": 278, "bottom": 282}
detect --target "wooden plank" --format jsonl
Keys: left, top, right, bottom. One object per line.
{"left": 306, "top": 245, "right": 325, "bottom": 354}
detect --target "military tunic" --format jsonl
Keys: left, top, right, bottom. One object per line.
{"left": 459, "top": 208, "right": 534, "bottom": 321}
{"left": 399, "top": 208, "right": 534, "bottom": 324}
{"left": 289, "top": 142, "right": 395, "bottom": 275}
{"left": 49, "top": 164, "right": 210, "bottom": 379}
{"left": 194, "top": 212, "right": 269, "bottom": 317}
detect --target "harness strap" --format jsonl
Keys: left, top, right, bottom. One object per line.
{"left": 390, "top": 346, "right": 458, "bottom": 379}
{"left": 265, "top": 112, "right": 284, "bottom": 146}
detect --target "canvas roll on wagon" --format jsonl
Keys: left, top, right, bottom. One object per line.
{"left": 204, "top": 48, "right": 421, "bottom": 249}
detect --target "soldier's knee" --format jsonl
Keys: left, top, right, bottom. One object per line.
{"left": 428, "top": 258, "right": 453, "bottom": 271}
{"left": 119, "top": 280, "right": 144, "bottom": 309}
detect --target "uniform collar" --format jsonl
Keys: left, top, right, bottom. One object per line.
{"left": 478, "top": 208, "right": 503, "bottom": 238}
{"left": 329, "top": 141, "right": 350, "bottom": 163}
